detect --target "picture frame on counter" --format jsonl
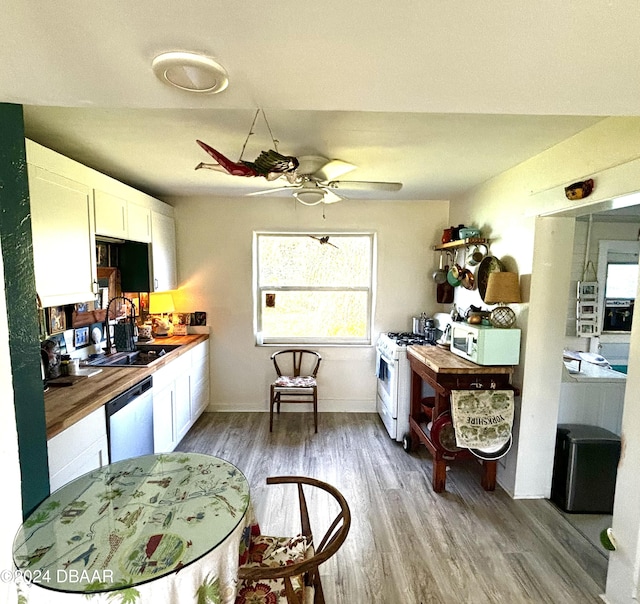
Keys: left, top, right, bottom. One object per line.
{"left": 192, "top": 311, "right": 207, "bottom": 326}
{"left": 47, "top": 306, "right": 66, "bottom": 334}
{"left": 74, "top": 326, "right": 89, "bottom": 348}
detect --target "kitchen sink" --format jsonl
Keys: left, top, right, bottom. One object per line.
{"left": 84, "top": 344, "right": 181, "bottom": 368}
{"left": 135, "top": 343, "right": 181, "bottom": 353}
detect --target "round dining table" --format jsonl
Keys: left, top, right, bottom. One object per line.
{"left": 12, "top": 452, "right": 256, "bottom": 604}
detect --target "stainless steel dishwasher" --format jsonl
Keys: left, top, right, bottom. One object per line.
{"left": 105, "top": 376, "right": 154, "bottom": 462}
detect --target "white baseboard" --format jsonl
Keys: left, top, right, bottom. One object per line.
{"left": 206, "top": 399, "right": 376, "bottom": 413}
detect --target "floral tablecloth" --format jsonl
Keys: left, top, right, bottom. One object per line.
{"left": 13, "top": 453, "right": 257, "bottom": 604}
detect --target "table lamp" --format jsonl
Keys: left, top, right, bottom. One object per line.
{"left": 484, "top": 272, "right": 521, "bottom": 328}
{"left": 149, "top": 292, "right": 175, "bottom": 336}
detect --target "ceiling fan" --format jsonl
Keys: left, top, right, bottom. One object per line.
{"left": 247, "top": 155, "right": 403, "bottom": 205}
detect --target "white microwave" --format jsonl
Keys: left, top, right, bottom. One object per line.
{"left": 450, "top": 323, "right": 521, "bottom": 366}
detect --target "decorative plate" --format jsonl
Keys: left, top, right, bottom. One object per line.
{"left": 469, "top": 434, "right": 513, "bottom": 461}
{"left": 430, "top": 412, "right": 463, "bottom": 454}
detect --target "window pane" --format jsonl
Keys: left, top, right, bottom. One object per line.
{"left": 258, "top": 235, "right": 371, "bottom": 287}
{"left": 606, "top": 263, "right": 638, "bottom": 299}
{"left": 260, "top": 290, "right": 369, "bottom": 338}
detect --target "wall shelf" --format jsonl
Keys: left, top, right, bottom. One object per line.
{"left": 433, "top": 237, "right": 489, "bottom": 251}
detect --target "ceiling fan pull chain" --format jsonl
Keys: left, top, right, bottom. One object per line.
{"left": 238, "top": 108, "right": 260, "bottom": 161}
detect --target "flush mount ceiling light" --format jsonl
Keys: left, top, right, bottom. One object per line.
{"left": 152, "top": 51, "right": 229, "bottom": 93}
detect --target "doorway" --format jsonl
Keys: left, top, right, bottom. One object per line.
{"left": 529, "top": 195, "right": 640, "bottom": 599}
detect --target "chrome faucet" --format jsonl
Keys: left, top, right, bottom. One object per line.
{"left": 104, "top": 296, "right": 136, "bottom": 354}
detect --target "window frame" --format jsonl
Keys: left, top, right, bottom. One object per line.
{"left": 253, "top": 231, "right": 377, "bottom": 346}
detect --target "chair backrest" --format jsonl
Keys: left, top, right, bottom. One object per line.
{"left": 271, "top": 349, "right": 322, "bottom": 378}
{"left": 238, "top": 476, "right": 351, "bottom": 597}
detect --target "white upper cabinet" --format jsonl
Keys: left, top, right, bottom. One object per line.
{"left": 127, "top": 202, "right": 152, "bottom": 243}
{"left": 94, "top": 190, "right": 152, "bottom": 243}
{"left": 151, "top": 211, "right": 177, "bottom": 291}
{"left": 94, "top": 190, "right": 127, "bottom": 239}
{"left": 29, "top": 166, "right": 96, "bottom": 307}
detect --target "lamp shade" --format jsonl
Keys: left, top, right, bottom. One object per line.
{"left": 484, "top": 272, "right": 521, "bottom": 304}
{"left": 149, "top": 292, "right": 175, "bottom": 315}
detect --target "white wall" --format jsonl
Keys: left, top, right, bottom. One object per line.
{"left": 0, "top": 244, "right": 22, "bottom": 604}
{"left": 167, "top": 196, "right": 448, "bottom": 412}
{"left": 447, "top": 116, "right": 640, "bottom": 604}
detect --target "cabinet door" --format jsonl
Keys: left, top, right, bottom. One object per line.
{"left": 190, "top": 342, "right": 210, "bottom": 421}
{"left": 94, "top": 190, "right": 128, "bottom": 239}
{"left": 175, "top": 373, "right": 192, "bottom": 442}
{"left": 128, "top": 203, "right": 152, "bottom": 243}
{"left": 151, "top": 211, "right": 177, "bottom": 291}
{"left": 29, "top": 167, "right": 96, "bottom": 307}
{"left": 48, "top": 406, "right": 108, "bottom": 492}
{"left": 153, "top": 384, "right": 177, "bottom": 453}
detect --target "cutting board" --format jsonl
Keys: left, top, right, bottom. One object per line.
{"left": 437, "top": 265, "right": 454, "bottom": 303}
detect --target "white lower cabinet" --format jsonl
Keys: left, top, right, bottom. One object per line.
{"left": 47, "top": 407, "right": 108, "bottom": 492}
{"left": 152, "top": 341, "right": 209, "bottom": 453}
{"left": 152, "top": 380, "right": 177, "bottom": 454}
{"left": 175, "top": 373, "right": 192, "bottom": 443}
{"left": 190, "top": 341, "right": 210, "bottom": 421}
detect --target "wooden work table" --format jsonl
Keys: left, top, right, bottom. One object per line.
{"left": 44, "top": 334, "right": 208, "bottom": 439}
{"left": 406, "top": 345, "right": 515, "bottom": 493}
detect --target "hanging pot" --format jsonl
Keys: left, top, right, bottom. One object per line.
{"left": 448, "top": 264, "right": 463, "bottom": 287}
{"left": 461, "top": 268, "right": 476, "bottom": 290}
{"left": 432, "top": 252, "right": 447, "bottom": 284}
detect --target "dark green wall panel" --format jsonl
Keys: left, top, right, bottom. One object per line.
{"left": 0, "top": 103, "right": 49, "bottom": 516}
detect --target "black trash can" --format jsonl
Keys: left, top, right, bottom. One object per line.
{"left": 551, "top": 424, "right": 621, "bottom": 514}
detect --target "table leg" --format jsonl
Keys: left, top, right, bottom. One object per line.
{"left": 481, "top": 460, "right": 497, "bottom": 491}
{"left": 432, "top": 458, "right": 447, "bottom": 492}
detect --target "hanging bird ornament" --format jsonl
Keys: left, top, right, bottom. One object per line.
{"left": 195, "top": 140, "right": 299, "bottom": 182}
{"left": 308, "top": 235, "right": 339, "bottom": 249}
{"left": 195, "top": 109, "right": 299, "bottom": 183}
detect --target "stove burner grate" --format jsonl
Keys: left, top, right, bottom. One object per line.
{"left": 386, "top": 331, "right": 436, "bottom": 346}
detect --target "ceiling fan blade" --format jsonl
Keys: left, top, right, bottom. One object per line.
{"left": 322, "top": 189, "right": 346, "bottom": 204}
{"left": 246, "top": 185, "right": 299, "bottom": 197}
{"left": 314, "top": 159, "right": 357, "bottom": 182}
{"left": 327, "top": 180, "right": 403, "bottom": 192}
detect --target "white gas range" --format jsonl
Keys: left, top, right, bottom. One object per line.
{"left": 375, "top": 331, "right": 437, "bottom": 442}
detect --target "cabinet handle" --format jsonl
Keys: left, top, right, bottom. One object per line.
{"left": 155, "top": 278, "right": 159, "bottom": 291}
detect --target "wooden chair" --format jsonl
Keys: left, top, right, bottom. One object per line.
{"left": 236, "top": 476, "right": 351, "bottom": 604}
{"left": 270, "top": 349, "right": 322, "bottom": 433}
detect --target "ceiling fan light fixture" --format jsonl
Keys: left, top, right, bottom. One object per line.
{"left": 152, "top": 51, "right": 229, "bottom": 94}
{"left": 294, "top": 189, "right": 326, "bottom": 205}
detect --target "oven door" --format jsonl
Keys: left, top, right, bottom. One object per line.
{"left": 376, "top": 348, "right": 398, "bottom": 438}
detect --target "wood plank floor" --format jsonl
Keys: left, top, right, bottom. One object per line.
{"left": 177, "top": 412, "right": 607, "bottom": 604}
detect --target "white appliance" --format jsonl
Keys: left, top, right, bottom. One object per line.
{"left": 376, "top": 332, "right": 436, "bottom": 441}
{"left": 450, "top": 322, "right": 521, "bottom": 366}
{"left": 105, "top": 376, "right": 154, "bottom": 462}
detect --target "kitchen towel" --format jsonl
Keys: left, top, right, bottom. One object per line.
{"left": 450, "top": 389, "right": 514, "bottom": 449}
{"left": 375, "top": 355, "right": 388, "bottom": 380}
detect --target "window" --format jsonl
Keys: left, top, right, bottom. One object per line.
{"left": 605, "top": 263, "right": 638, "bottom": 299}
{"left": 254, "top": 232, "right": 375, "bottom": 345}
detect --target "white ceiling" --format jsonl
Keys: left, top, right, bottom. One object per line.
{"left": 4, "top": 2, "right": 639, "bottom": 201}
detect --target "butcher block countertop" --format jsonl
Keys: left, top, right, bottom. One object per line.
{"left": 407, "top": 345, "right": 514, "bottom": 374}
{"left": 44, "top": 334, "right": 209, "bottom": 439}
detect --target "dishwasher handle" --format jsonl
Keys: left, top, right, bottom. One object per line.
{"left": 106, "top": 376, "right": 153, "bottom": 417}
